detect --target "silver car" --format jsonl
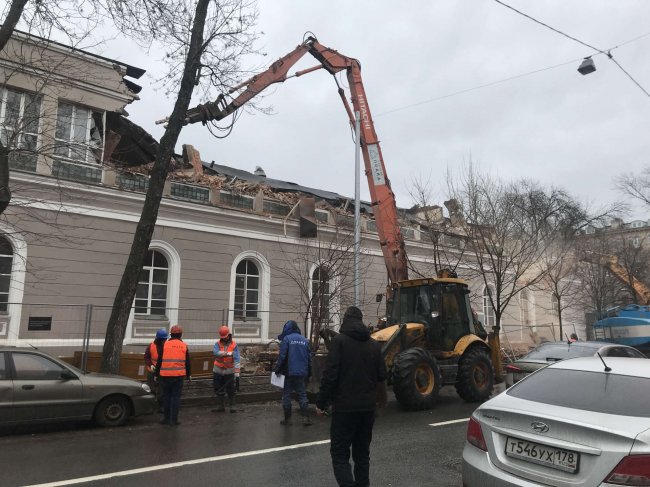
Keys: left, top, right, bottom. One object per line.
{"left": 505, "top": 341, "right": 647, "bottom": 387}
{"left": 0, "top": 347, "right": 156, "bottom": 427}
{"left": 463, "top": 357, "right": 650, "bottom": 486}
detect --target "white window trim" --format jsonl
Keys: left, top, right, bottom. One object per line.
{"left": 482, "top": 283, "right": 496, "bottom": 330}
{"left": 307, "top": 261, "right": 341, "bottom": 337}
{"left": 0, "top": 223, "right": 27, "bottom": 344}
{"left": 228, "top": 251, "right": 270, "bottom": 342}
{"left": 519, "top": 290, "right": 537, "bottom": 334}
{"left": 125, "top": 240, "right": 181, "bottom": 342}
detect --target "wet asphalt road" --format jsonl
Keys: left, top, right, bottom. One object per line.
{"left": 1, "top": 388, "right": 481, "bottom": 487}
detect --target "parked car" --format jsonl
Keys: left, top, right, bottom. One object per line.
{"left": 463, "top": 357, "right": 650, "bottom": 486}
{"left": 0, "top": 347, "right": 156, "bottom": 427}
{"left": 505, "top": 340, "right": 646, "bottom": 387}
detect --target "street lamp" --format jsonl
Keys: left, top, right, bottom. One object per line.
{"left": 578, "top": 57, "right": 596, "bottom": 75}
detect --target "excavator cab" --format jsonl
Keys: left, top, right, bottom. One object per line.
{"left": 387, "top": 279, "right": 479, "bottom": 351}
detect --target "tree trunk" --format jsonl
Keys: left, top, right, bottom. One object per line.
{"left": 0, "top": 0, "right": 28, "bottom": 52}
{"left": 100, "top": 0, "right": 210, "bottom": 373}
{"left": 0, "top": 142, "right": 10, "bottom": 215}
{"left": 557, "top": 301, "right": 563, "bottom": 340}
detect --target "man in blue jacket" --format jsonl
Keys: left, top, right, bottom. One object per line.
{"left": 274, "top": 320, "right": 312, "bottom": 426}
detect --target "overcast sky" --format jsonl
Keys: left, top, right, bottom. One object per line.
{"left": 105, "top": 0, "right": 650, "bottom": 218}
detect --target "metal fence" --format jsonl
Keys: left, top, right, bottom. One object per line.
{"left": 1, "top": 303, "right": 299, "bottom": 366}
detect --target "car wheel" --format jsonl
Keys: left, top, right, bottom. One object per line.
{"left": 455, "top": 347, "right": 494, "bottom": 402}
{"left": 94, "top": 395, "right": 131, "bottom": 427}
{"left": 392, "top": 347, "right": 442, "bottom": 411}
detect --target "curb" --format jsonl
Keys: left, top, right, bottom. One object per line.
{"left": 182, "top": 390, "right": 283, "bottom": 408}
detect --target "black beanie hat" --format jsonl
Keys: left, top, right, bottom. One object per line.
{"left": 344, "top": 306, "right": 363, "bottom": 320}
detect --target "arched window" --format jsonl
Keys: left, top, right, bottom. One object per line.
{"left": 235, "top": 259, "right": 259, "bottom": 319}
{"left": 482, "top": 284, "right": 496, "bottom": 328}
{"left": 135, "top": 250, "right": 168, "bottom": 316}
{"left": 311, "top": 265, "right": 331, "bottom": 325}
{"left": 0, "top": 236, "right": 13, "bottom": 313}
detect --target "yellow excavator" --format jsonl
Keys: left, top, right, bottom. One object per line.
{"left": 181, "top": 35, "right": 495, "bottom": 410}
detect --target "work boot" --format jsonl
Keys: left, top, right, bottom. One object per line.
{"left": 228, "top": 396, "right": 237, "bottom": 413}
{"left": 301, "top": 408, "right": 313, "bottom": 426}
{"left": 212, "top": 396, "right": 225, "bottom": 413}
{"left": 280, "top": 407, "right": 292, "bottom": 426}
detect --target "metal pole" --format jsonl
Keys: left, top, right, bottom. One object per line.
{"left": 354, "top": 111, "right": 361, "bottom": 307}
{"left": 82, "top": 304, "right": 93, "bottom": 373}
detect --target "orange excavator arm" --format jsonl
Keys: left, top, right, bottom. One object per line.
{"left": 182, "top": 36, "right": 408, "bottom": 284}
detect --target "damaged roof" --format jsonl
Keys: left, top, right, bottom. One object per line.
{"left": 202, "top": 161, "right": 373, "bottom": 213}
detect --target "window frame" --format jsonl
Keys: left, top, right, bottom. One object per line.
{"left": 0, "top": 236, "right": 13, "bottom": 313}
{"left": 234, "top": 259, "right": 260, "bottom": 320}
{"left": 482, "top": 284, "right": 496, "bottom": 329}
{"left": 53, "top": 101, "right": 105, "bottom": 166}
{"left": 0, "top": 86, "right": 42, "bottom": 169}
{"left": 135, "top": 250, "right": 169, "bottom": 317}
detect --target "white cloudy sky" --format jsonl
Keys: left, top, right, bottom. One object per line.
{"left": 105, "top": 0, "right": 650, "bottom": 217}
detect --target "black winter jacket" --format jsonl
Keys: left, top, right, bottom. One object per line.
{"left": 316, "top": 316, "right": 387, "bottom": 412}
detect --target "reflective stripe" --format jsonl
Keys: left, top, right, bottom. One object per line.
{"left": 214, "top": 341, "right": 236, "bottom": 369}
{"left": 160, "top": 340, "right": 188, "bottom": 377}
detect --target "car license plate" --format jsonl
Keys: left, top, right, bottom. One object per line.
{"left": 505, "top": 437, "right": 579, "bottom": 473}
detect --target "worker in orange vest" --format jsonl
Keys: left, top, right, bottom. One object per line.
{"left": 156, "top": 325, "right": 191, "bottom": 426}
{"left": 212, "top": 325, "right": 240, "bottom": 413}
{"left": 144, "top": 328, "right": 167, "bottom": 412}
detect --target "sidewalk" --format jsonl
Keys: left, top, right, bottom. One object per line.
{"left": 181, "top": 374, "right": 282, "bottom": 407}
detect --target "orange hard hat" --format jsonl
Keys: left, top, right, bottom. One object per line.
{"left": 170, "top": 325, "right": 183, "bottom": 335}
{"left": 219, "top": 325, "right": 230, "bottom": 338}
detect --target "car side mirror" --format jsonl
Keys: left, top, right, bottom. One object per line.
{"left": 60, "top": 370, "right": 77, "bottom": 380}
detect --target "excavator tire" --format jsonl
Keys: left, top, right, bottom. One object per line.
{"left": 455, "top": 347, "right": 494, "bottom": 403}
{"left": 392, "top": 347, "right": 442, "bottom": 411}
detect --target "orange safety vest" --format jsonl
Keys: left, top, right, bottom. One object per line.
{"left": 160, "top": 339, "right": 188, "bottom": 377}
{"left": 147, "top": 342, "right": 160, "bottom": 372}
{"left": 214, "top": 340, "right": 237, "bottom": 369}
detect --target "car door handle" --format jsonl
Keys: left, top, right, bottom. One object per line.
{"left": 22, "top": 385, "right": 35, "bottom": 390}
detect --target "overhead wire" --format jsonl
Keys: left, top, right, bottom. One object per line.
{"left": 493, "top": 0, "right": 650, "bottom": 100}
{"left": 375, "top": 27, "right": 650, "bottom": 118}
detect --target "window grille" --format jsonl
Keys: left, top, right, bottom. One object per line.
{"left": 116, "top": 173, "right": 149, "bottom": 192}
{"left": 220, "top": 192, "right": 254, "bottom": 210}
{"left": 234, "top": 259, "right": 259, "bottom": 319}
{"left": 135, "top": 250, "right": 168, "bottom": 316}
{"left": 171, "top": 182, "right": 209, "bottom": 203}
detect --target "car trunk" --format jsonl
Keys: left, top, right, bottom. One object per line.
{"left": 476, "top": 397, "right": 643, "bottom": 486}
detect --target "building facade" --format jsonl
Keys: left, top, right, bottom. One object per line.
{"left": 0, "top": 32, "right": 582, "bottom": 356}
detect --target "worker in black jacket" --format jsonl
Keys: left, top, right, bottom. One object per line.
{"left": 316, "top": 306, "right": 387, "bottom": 487}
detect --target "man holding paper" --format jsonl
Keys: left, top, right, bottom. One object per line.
{"left": 274, "top": 320, "right": 312, "bottom": 426}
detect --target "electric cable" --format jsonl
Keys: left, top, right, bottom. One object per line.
{"left": 493, "top": 0, "right": 650, "bottom": 100}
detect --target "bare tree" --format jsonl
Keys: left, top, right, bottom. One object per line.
{"left": 408, "top": 174, "right": 468, "bottom": 276}
{"left": 100, "top": 0, "right": 260, "bottom": 373}
{"left": 271, "top": 227, "right": 372, "bottom": 351}
{"left": 538, "top": 238, "right": 582, "bottom": 339}
{"left": 617, "top": 167, "right": 650, "bottom": 208}
{"left": 448, "top": 165, "right": 590, "bottom": 372}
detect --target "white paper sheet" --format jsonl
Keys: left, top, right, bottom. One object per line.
{"left": 271, "top": 372, "right": 285, "bottom": 388}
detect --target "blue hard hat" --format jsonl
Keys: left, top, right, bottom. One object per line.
{"left": 155, "top": 329, "right": 168, "bottom": 339}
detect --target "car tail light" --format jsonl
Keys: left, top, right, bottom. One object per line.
{"left": 604, "top": 455, "right": 650, "bottom": 486}
{"left": 505, "top": 364, "right": 522, "bottom": 373}
{"left": 467, "top": 417, "right": 487, "bottom": 451}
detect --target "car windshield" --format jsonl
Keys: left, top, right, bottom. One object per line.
{"left": 507, "top": 368, "right": 650, "bottom": 417}
{"left": 522, "top": 343, "right": 599, "bottom": 361}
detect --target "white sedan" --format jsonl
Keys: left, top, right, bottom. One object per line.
{"left": 463, "top": 357, "right": 650, "bottom": 486}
